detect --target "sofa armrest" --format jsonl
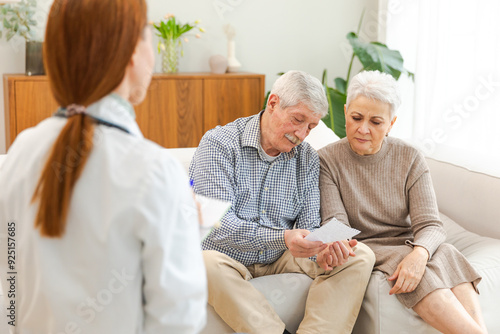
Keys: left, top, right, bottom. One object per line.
{"left": 426, "top": 157, "right": 500, "bottom": 239}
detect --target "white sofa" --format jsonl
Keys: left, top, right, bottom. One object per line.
{"left": 1, "top": 123, "right": 499, "bottom": 334}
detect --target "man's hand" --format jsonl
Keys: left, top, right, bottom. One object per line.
{"left": 284, "top": 229, "right": 327, "bottom": 258}
{"left": 317, "top": 239, "right": 357, "bottom": 270}
{"left": 388, "top": 246, "right": 429, "bottom": 295}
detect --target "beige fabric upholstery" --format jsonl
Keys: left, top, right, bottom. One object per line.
{"left": 427, "top": 157, "right": 500, "bottom": 239}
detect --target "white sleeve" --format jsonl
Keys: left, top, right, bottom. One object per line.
{"left": 137, "top": 151, "right": 207, "bottom": 333}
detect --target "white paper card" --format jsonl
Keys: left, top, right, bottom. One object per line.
{"left": 305, "top": 218, "right": 360, "bottom": 243}
{"left": 195, "top": 194, "right": 231, "bottom": 240}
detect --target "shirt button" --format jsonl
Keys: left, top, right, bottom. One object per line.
{"left": 264, "top": 187, "right": 269, "bottom": 191}
{"left": 262, "top": 210, "right": 266, "bottom": 214}
{"left": 259, "top": 251, "right": 264, "bottom": 255}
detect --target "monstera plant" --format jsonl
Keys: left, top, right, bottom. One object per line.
{"left": 322, "top": 24, "right": 414, "bottom": 138}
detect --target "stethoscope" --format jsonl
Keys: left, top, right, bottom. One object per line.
{"left": 54, "top": 109, "right": 131, "bottom": 135}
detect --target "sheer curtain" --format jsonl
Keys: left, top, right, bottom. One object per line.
{"left": 380, "top": 0, "right": 500, "bottom": 177}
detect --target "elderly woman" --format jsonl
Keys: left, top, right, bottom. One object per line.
{"left": 318, "top": 71, "right": 487, "bottom": 334}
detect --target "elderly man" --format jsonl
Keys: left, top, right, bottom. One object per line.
{"left": 189, "top": 70, "right": 375, "bottom": 334}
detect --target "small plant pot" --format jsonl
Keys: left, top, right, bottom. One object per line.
{"left": 25, "top": 40, "right": 45, "bottom": 76}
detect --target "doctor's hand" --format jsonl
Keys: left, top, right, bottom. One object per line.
{"left": 284, "top": 229, "right": 327, "bottom": 258}
{"left": 388, "top": 246, "right": 429, "bottom": 295}
{"left": 317, "top": 239, "right": 357, "bottom": 271}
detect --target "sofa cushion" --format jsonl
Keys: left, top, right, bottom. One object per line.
{"left": 441, "top": 213, "right": 500, "bottom": 334}
{"left": 303, "top": 120, "right": 340, "bottom": 151}
{"left": 202, "top": 273, "right": 312, "bottom": 333}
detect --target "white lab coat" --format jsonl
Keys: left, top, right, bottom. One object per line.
{"left": 0, "top": 94, "right": 207, "bottom": 333}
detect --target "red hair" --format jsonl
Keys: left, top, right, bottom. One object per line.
{"left": 32, "top": 0, "right": 147, "bottom": 237}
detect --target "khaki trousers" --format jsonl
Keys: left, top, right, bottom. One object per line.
{"left": 203, "top": 242, "right": 375, "bottom": 334}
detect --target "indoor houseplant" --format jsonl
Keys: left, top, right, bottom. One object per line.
{"left": 153, "top": 14, "right": 205, "bottom": 73}
{"left": 0, "top": 0, "right": 43, "bottom": 75}
{"left": 322, "top": 16, "right": 413, "bottom": 138}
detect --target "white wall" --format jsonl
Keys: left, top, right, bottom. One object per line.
{"left": 0, "top": 0, "right": 379, "bottom": 154}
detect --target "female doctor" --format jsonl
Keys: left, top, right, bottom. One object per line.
{"left": 0, "top": 0, "right": 207, "bottom": 333}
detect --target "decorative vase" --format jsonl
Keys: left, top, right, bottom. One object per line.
{"left": 209, "top": 55, "right": 228, "bottom": 74}
{"left": 226, "top": 40, "right": 241, "bottom": 72}
{"left": 161, "top": 38, "right": 180, "bottom": 73}
{"left": 25, "top": 40, "right": 45, "bottom": 76}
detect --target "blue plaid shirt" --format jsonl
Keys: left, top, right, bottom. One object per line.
{"left": 189, "top": 111, "right": 321, "bottom": 266}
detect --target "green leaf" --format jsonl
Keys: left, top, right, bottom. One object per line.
{"left": 334, "top": 77, "right": 347, "bottom": 95}
{"left": 6, "top": 30, "right": 15, "bottom": 41}
{"left": 179, "top": 23, "right": 194, "bottom": 36}
{"left": 347, "top": 32, "right": 411, "bottom": 80}
{"left": 322, "top": 69, "right": 328, "bottom": 86}
{"left": 262, "top": 90, "right": 270, "bottom": 110}
{"left": 3, "top": 17, "right": 11, "bottom": 29}
{"left": 322, "top": 87, "right": 347, "bottom": 138}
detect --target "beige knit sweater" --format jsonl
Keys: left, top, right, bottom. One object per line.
{"left": 318, "top": 137, "right": 446, "bottom": 257}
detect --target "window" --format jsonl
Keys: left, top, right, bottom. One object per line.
{"left": 381, "top": 0, "right": 500, "bottom": 177}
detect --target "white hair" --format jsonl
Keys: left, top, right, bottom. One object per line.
{"left": 346, "top": 70, "right": 401, "bottom": 119}
{"left": 269, "top": 70, "right": 328, "bottom": 117}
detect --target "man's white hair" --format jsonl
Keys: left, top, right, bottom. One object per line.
{"left": 269, "top": 70, "right": 328, "bottom": 117}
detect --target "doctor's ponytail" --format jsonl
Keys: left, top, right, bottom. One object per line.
{"left": 31, "top": 0, "right": 147, "bottom": 237}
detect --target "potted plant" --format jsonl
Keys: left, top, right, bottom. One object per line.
{"left": 0, "top": 0, "right": 43, "bottom": 76}
{"left": 153, "top": 14, "right": 205, "bottom": 73}
{"left": 322, "top": 16, "right": 413, "bottom": 138}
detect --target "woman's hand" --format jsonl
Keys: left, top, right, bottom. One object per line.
{"left": 388, "top": 246, "right": 429, "bottom": 295}
{"left": 316, "top": 239, "right": 357, "bottom": 271}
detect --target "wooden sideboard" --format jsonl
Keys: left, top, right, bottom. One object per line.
{"left": 3, "top": 72, "right": 265, "bottom": 149}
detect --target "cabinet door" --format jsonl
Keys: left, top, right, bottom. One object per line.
{"left": 135, "top": 78, "right": 203, "bottom": 148}
{"left": 203, "top": 78, "right": 263, "bottom": 133}
{"left": 14, "top": 80, "right": 59, "bottom": 139}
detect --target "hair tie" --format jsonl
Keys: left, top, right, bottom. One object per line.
{"left": 65, "top": 104, "right": 87, "bottom": 117}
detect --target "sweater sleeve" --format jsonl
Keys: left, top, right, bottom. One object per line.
{"left": 405, "top": 153, "right": 446, "bottom": 258}
{"left": 318, "top": 147, "right": 351, "bottom": 227}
